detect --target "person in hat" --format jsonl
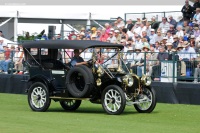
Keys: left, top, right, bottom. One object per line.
{"left": 176, "top": 43, "right": 187, "bottom": 76}
{"left": 172, "top": 35, "right": 179, "bottom": 48}
{"left": 91, "top": 27, "right": 97, "bottom": 40}
{"left": 146, "top": 47, "right": 158, "bottom": 77}
{"left": 132, "top": 22, "right": 141, "bottom": 35}
{"left": 149, "top": 29, "right": 156, "bottom": 46}
{"left": 114, "top": 30, "right": 121, "bottom": 44}
{"left": 189, "top": 35, "right": 196, "bottom": 48}
{"left": 107, "top": 32, "right": 117, "bottom": 43}
{"left": 181, "top": 0, "right": 193, "bottom": 21}
{"left": 193, "top": 0, "right": 200, "bottom": 16}
{"left": 187, "top": 22, "right": 194, "bottom": 35}
{"left": 123, "top": 46, "right": 134, "bottom": 70}
{"left": 96, "top": 30, "right": 101, "bottom": 41}
{"left": 193, "top": 8, "right": 200, "bottom": 24}
{"left": 181, "top": 41, "right": 196, "bottom": 62}
{"left": 130, "top": 46, "right": 143, "bottom": 74}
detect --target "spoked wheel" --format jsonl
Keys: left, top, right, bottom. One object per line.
{"left": 28, "top": 82, "right": 51, "bottom": 112}
{"left": 134, "top": 87, "right": 156, "bottom": 113}
{"left": 60, "top": 100, "right": 81, "bottom": 111}
{"left": 102, "top": 85, "right": 126, "bottom": 115}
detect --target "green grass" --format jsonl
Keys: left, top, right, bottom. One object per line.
{"left": 0, "top": 93, "right": 200, "bottom": 133}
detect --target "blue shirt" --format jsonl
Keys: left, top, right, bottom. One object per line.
{"left": 0, "top": 44, "right": 4, "bottom": 53}
{"left": 70, "top": 56, "right": 84, "bottom": 67}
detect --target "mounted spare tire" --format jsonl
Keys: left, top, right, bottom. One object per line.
{"left": 66, "top": 65, "right": 94, "bottom": 98}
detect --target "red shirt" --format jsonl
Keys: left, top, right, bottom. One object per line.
{"left": 5, "top": 48, "right": 10, "bottom": 60}
{"left": 100, "top": 34, "right": 108, "bottom": 42}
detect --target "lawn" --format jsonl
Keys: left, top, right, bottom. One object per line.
{"left": 0, "top": 93, "right": 199, "bottom": 133}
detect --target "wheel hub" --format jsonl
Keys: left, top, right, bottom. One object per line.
{"left": 37, "top": 95, "right": 41, "bottom": 100}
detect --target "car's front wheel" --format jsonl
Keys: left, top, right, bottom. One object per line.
{"left": 134, "top": 87, "right": 156, "bottom": 113}
{"left": 101, "top": 85, "right": 126, "bottom": 115}
{"left": 28, "top": 82, "right": 51, "bottom": 112}
{"left": 60, "top": 100, "right": 81, "bottom": 111}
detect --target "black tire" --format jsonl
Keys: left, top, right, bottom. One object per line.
{"left": 134, "top": 87, "right": 157, "bottom": 113}
{"left": 66, "top": 66, "right": 93, "bottom": 98}
{"left": 28, "top": 82, "right": 51, "bottom": 112}
{"left": 77, "top": 65, "right": 94, "bottom": 83}
{"left": 101, "top": 85, "right": 126, "bottom": 115}
{"left": 60, "top": 100, "right": 81, "bottom": 111}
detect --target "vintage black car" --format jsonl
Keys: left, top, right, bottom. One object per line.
{"left": 22, "top": 40, "right": 156, "bottom": 115}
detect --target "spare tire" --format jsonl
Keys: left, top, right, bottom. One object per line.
{"left": 66, "top": 66, "right": 93, "bottom": 98}
{"left": 77, "top": 65, "right": 94, "bottom": 83}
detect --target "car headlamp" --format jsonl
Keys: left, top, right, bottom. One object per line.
{"left": 141, "top": 74, "right": 151, "bottom": 86}
{"left": 123, "top": 74, "right": 134, "bottom": 87}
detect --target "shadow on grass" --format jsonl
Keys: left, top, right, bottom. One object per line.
{"left": 46, "top": 107, "right": 159, "bottom": 115}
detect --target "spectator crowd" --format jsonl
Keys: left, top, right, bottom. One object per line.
{"left": 1, "top": 0, "right": 200, "bottom": 82}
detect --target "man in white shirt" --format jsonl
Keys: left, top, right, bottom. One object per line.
{"left": 158, "top": 17, "right": 170, "bottom": 35}
{"left": 107, "top": 32, "right": 117, "bottom": 43}
{"left": 149, "top": 29, "right": 157, "bottom": 46}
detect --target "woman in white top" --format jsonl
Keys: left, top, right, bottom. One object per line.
{"left": 176, "top": 25, "right": 184, "bottom": 38}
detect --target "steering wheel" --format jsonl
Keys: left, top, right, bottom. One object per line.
{"left": 87, "top": 59, "right": 93, "bottom": 67}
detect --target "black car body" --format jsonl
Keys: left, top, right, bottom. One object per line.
{"left": 23, "top": 40, "right": 156, "bottom": 115}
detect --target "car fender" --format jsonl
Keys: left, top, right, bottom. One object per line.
{"left": 27, "top": 74, "right": 56, "bottom": 92}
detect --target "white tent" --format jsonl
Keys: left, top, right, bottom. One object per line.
{"left": 0, "top": 36, "right": 17, "bottom": 47}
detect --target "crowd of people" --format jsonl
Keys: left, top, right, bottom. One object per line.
{"left": 1, "top": 0, "right": 200, "bottom": 82}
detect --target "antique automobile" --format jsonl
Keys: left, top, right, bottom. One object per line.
{"left": 22, "top": 40, "right": 156, "bottom": 115}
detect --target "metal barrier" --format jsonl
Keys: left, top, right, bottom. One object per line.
{"left": 124, "top": 11, "right": 182, "bottom": 21}
{"left": 1, "top": 49, "right": 199, "bottom": 83}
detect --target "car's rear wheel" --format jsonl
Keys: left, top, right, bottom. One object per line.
{"left": 134, "top": 87, "right": 156, "bottom": 113}
{"left": 60, "top": 100, "right": 81, "bottom": 111}
{"left": 101, "top": 85, "right": 126, "bottom": 115}
{"left": 28, "top": 82, "right": 51, "bottom": 112}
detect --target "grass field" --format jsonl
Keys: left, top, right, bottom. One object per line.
{"left": 0, "top": 93, "right": 200, "bottom": 133}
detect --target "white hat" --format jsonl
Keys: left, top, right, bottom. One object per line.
{"left": 163, "top": 37, "right": 168, "bottom": 40}
{"left": 110, "top": 28, "right": 114, "bottom": 31}
{"left": 109, "top": 32, "right": 113, "bottom": 34}
{"left": 114, "top": 30, "right": 120, "bottom": 33}
{"left": 190, "top": 35, "right": 195, "bottom": 38}
{"left": 166, "top": 43, "right": 173, "bottom": 46}
{"left": 150, "top": 29, "right": 155, "bottom": 32}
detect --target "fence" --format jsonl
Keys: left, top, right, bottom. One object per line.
{"left": 124, "top": 11, "right": 182, "bottom": 22}
{"left": 0, "top": 49, "right": 199, "bottom": 83}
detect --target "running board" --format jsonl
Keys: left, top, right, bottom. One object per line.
{"left": 50, "top": 96, "right": 90, "bottom": 100}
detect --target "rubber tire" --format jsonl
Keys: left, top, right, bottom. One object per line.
{"left": 77, "top": 65, "right": 94, "bottom": 83}
{"left": 66, "top": 66, "right": 93, "bottom": 98}
{"left": 28, "top": 82, "right": 51, "bottom": 112}
{"left": 101, "top": 85, "right": 126, "bottom": 115}
{"left": 134, "top": 87, "right": 157, "bottom": 113}
{"left": 60, "top": 100, "right": 81, "bottom": 111}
